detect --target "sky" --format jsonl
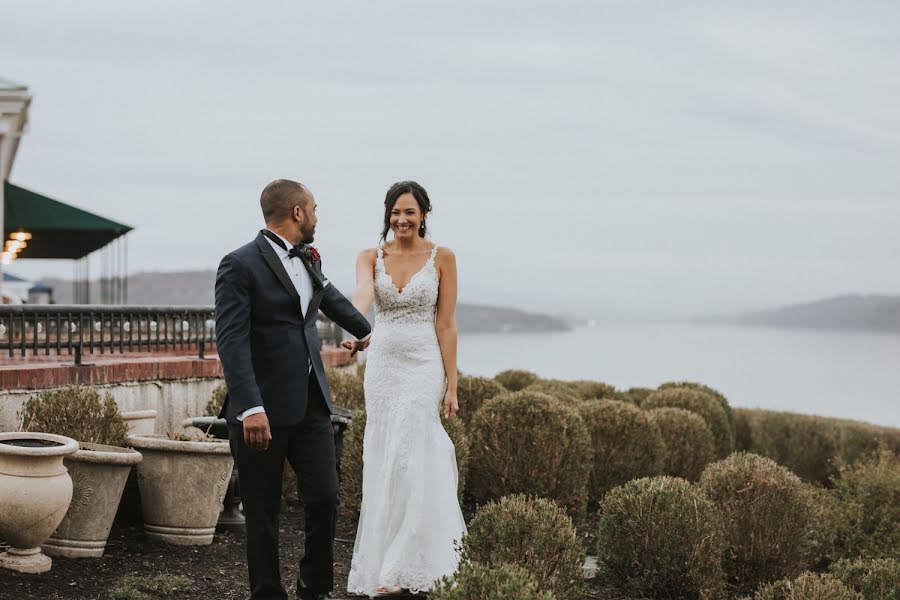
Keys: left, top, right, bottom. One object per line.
{"left": 2, "top": 0, "right": 899, "bottom": 318}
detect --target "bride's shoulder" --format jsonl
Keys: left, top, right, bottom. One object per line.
{"left": 432, "top": 244, "right": 456, "bottom": 264}
{"left": 357, "top": 247, "right": 378, "bottom": 263}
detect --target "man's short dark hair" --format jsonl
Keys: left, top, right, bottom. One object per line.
{"left": 260, "top": 179, "right": 310, "bottom": 223}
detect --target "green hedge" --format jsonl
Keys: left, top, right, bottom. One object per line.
{"left": 457, "top": 375, "right": 507, "bottom": 423}
{"left": 699, "top": 453, "right": 816, "bottom": 595}
{"left": 325, "top": 367, "right": 366, "bottom": 412}
{"left": 829, "top": 558, "right": 900, "bottom": 600}
{"left": 468, "top": 391, "right": 592, "bottom": 523}
{"left": 615, "top": 386, "right": 654, "bottom": 406}
{"left": 597, "top": 476, "right": 725, "bottom": 599}
{"left": 459, "top": 495, "right": 584, "bottom": 600}
{"left": 643, "top": 387, "right": 735, "bottom": 458}
{"left": 432, "top": 563, "right": 555, "bottom": 600}
{"left": 20, "top": 385, "right": 128, "bottom": 447}
{"left": 749, "top": 572, "right": 863, "bottom": 600}
{"left": 649, "top": 407, "right": 716, "bottom": 481}
{"left": 494, "top": 369, "right": 539, "bottom": 392}
{"left": 578, "top": 400, "right": 665, "bottom": 500}
{"left": 658, "top": 381, "right": 735, "bottom": 438}
{"left": 832, "top": 451, "right": 900, "bottom": 560}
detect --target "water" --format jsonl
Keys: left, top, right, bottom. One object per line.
{"left": 458, "top": 322, "right": 900, "bottom": 428}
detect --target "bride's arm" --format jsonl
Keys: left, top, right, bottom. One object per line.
{"left": 351, "top": 248, "right": 377, "bottom": 316}
{"left": 435, "top": 247, "right": 459, "bottom": 419}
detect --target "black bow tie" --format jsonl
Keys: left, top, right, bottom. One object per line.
{"left": 263, "top": 230, "right": 305, "bottom": 260}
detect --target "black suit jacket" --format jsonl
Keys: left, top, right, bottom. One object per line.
{"left": 215, "top": 231, "right": 372, "bottom": 426}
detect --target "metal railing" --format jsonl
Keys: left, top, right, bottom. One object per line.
{"left": 0, "top": 305, "right": 346, "bottom": 365}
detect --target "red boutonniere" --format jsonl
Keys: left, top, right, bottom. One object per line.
{"left": 304, "top": 246, "right": 321, "bottom": 264}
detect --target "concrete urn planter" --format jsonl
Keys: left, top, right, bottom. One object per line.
{"left": 43, "top": 443, "right": 143, "bottom": 558}
{"left": 0, "top": 432, "right": 79, "bottom": 573}
{"left": 121, "top": 410, "right": 158, "bottom": 435}
{"left": 127, "top": 434, "right": 233, "bottom": 545}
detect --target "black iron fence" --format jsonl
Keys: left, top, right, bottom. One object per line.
{"left": 0, "top": 305, "right": 346, "bottom": 365}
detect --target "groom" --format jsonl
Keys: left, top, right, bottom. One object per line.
{"left": 215, "top": 179, "right": 371, "bottom": 600}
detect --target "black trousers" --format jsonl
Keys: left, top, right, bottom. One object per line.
{"left": 229, "top": 377, "right": 338, "bottom": 600}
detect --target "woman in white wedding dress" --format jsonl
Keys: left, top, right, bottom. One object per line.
{"left": 344, "top": 181, "right": 466, "bottom": 597}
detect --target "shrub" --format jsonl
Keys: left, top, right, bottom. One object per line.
{"left": 699, "top": 453, "right": 816, "bottom": 595}
{"left": 615, "top": 386, "right": 654, "bottom": 406}
{"left": 596, "top": 476, "right": 725, "bottom": 600}
{"left": 19, "top": 385, "right": 128, "bottom": 447}
{"left": 832, "top": 451, "right": 900, "bottom": 560}
{"left": 339, "top": 411, "right": 367, "bottom": 522}
{"left": 325, "top": 367, "right": 365, "bottom": 412}
{"left": 457, "top": 375, "right": 506, "bottom": 423}
{"left": 649, "top": 407, "right": 716, "bottom": 481}
{"left": 459, "top": 495, "right": 584, "bottom": 600}
{"left": 658, "top": 381, "right": 735, "bottom": 436}
{"left": 643, "top": 387, "right": 735, "bottom": 458}
{"left": 742, "top": 410, "right": 841, "bottom": 483}
{"left": 205, "top": 381, "right": 227, "bottom": 417}
{"left": 108, "top": 574, "right": 193, "bottom": 600}
{"left": 521, "top": 380, "right": 582, "bottom": 405}
{"left": 578, "top": 400, "right": 665, "bottom": 500}
{"left": 494, "top": 369, "right": 539, "bottom": 392}
{"left": 803, "top": 483, "right": 842, "bottom": 570}
{"left": 733, "top": 407, "right": 757, "bottom": 452}
{"left": 565, "top": 379, "right": 616, "bottom": 401}
{"left": 750, "top": 572, "right": 863, "bottom": 600}
{"left": 829, "top": 558, "right": 900, "bottom": 600}
{"left": 836, "top": 420, "right": 889, "bottom": 466}
{"left": 443, "top": 415, "right": 470, "bottom": 503}
{"left": 431, "top": 563, "right": 555, "bottom": 600}
{"left": 468, "top": 391, "right": 592, "bottom": 522}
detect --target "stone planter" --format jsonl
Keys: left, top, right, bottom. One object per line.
{"left": 122, "top": 410, "right": 157, "bottom": 435}
{"left": 0, "top": 432, "right": 79, "bottom": 573}
{"left": 43, "top": 443, "right": 143, "bottom": 558}
{"left": 184, "top": 417, "right": 244, "bottom": 533}
{"left": 127, "top": 434, "right": 233, "bottom": 545}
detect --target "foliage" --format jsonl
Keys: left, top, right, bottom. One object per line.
{"left": 325, "top": 366, "right": 366, "bottom": 412}
{"left": 468, "top": 391, "right": 592, "bottom": 522}
{"left": 643, "top": 387, "right": 735, "bottom": 458}
{"left": 597, "top": 476, "right": 725, "bottom": 600}
{"left": 204, "top": 381, "right": 227, "bottom": 417}
{"left": 699, "top": 453, "right": 816, "bottom": 595}
{"left": 457, "top": 375, "right": 507, "bottom": 423}
{"left": 578, "top": 400, "right": 666, "bottom": 499}
{"left": 459, "top": 494, "right": 584, "bottom": 600}
{"left": 107, "top": 574, "right": 193, "bottom": 600}
{"left": 19, "top": 385, "right": 128, "bottom": 447}
{"left": 431, "top": 563, "right": 555, "bottom": 600}
{"left": 749, "top": 572, "right": 863, "bottom": 600}
{"left": 829, "top": 558, "right": 900, "bottom": 600}
{"left": 494, "top": 369, "right": 540, "bottom": 392}
{"left": 649, "top": 407, "right": 716, "bottom": 481}
{"left": 831, "top": 451, "right": 900, "bottom": 560}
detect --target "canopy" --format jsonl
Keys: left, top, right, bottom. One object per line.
{"left": 3, "top": 181, "right": 132, "bottom": 259}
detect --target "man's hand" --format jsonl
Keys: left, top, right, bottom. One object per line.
{"left": 341, "top": 337, "right": 370, "bottom": 357}
{"left": 243, "top": 412, "right": 272, "bottom": 451}
{"left": 442, "top": 390, "right": 459, "bottom": 419}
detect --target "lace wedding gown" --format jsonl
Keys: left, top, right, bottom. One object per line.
{"left": 347, "top": 244, "right": 467, "bottom": 597}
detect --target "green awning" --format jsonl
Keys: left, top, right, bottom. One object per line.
{"left": 3, "top": 181, "right": 132, "bottom": 259}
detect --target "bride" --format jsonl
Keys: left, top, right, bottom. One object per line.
{"left": 344, "top": 180, "right": 467, "bottom": 597}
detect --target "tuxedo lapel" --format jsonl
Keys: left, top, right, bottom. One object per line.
{"left": 297, "top": 250, "right": 326, "bottom": 326}
{"left": 255, "top": 234, "right": 304, "bottom": 314}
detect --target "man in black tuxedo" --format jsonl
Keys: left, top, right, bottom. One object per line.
{"left": 215, "top": 179, "right": 371, "bottom": 600}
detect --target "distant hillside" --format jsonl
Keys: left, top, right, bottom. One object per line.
{"left": 43, "top": 270, "right": 570, "bottom": 334}
{"left": 731, "top": 294, "right": 900, "bottom": 334}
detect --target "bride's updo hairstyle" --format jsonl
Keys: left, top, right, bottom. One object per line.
{"left": 381, "top": 180, "right": 432, "bottom": 242}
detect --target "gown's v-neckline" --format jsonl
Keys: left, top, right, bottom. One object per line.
{"left": 379, "top": 244, "right": 436, "bottom": 295}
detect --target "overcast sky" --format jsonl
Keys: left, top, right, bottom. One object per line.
{"left": 2, "top": 0, "right": 899, "bottom": 318}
